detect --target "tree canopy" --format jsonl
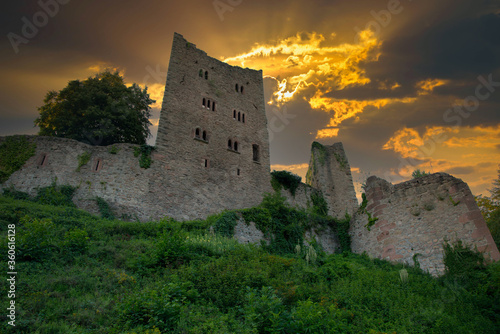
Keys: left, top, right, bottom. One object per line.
{"left": 35, "top": 71, "right": 155, "bottom": 146}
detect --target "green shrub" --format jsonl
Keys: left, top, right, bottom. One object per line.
{"left": 76, "top": 151, "right": 91, "bottom": 172}
{"left": 310, "top": 190, "right": 328, "bottom": 216}
{"left": 134, "top": 144, "right": 154, "bottom": 168}
{"left": 62, "top": 228, "right": 89, "bottom": 254}
{"left": 213, "top": 211, "right": 239, "bottom": 237}
{"left": 412, "top": 168, "right": 431, "bottom": 178}
{"left": 0, "top": 135, "right": 36, "bottom": 183}
{"left": 2, "top": 187, "right": 31, "bottom": 200}
{"left": 96, "top": 197, "right": 115, "bottom": 220}
{"left": 35, "top": 184, "right": 76, "bottom": 207}
{"left": 18, "top": 216, "right": 59, "bottom": 261}
{"left": 271, "top": 170, "right": 301, "bottom": 196}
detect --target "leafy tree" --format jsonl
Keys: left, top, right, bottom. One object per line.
{"left": 34, "top": 70, "right": 155, "bottom": 146}
{"left": 411, "top": 169, "right": 430, "bottom": 179}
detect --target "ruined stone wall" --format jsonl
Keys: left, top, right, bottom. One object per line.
{"left": 350, "top": 173, "right": 500, "bottom": 276}
{"left": 306, "top": 142, "right": 358, "bottom": 219}
{"left": 0, "top": 135, "right": 268, "bottom": 222}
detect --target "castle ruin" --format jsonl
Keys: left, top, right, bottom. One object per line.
{"left": 1, "top": 33, "right": 498, "bottom": 275}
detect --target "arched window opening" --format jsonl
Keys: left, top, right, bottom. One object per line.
{"left": 242, "top": 114, "right": 245, "bottom": 123}
{"left": 252, "top": 144, "right": 260, "bottom": 162}
{"left": 233, "top": 110, "right": 236, "bottom": 119}
{"left": 207, "top": 100, "right": 211, "bottom": 109}
{"left": 235, "top": 84, "right": 239, "bottom": 92}
{"left": 202, "top": 131, "right": 207, "bottom": 141}
{"left": 199, "top": 69, "right": 203, "bottom": 77}
{"left": 212, "top": 102, "right": 216, "bottom": 111}
{"left": 238, "top": 112, "right": 241, "bottom": 121}
{"left": 241, "top": 86, "right": 244, "bottom": 94}
{"left": 228, "top": 139, "right": 232, "bottom": 149}
{"left": 202, "top": 98, "right": 206, "bottom": 107}
{"left": 205, "top": 71, "right": 208, "bottom": 80}
{"left": 195, "top": 128, "right": 201, "bottom": 138}
{"left": 234, "top": 141, "right": 238, "bottom": 152}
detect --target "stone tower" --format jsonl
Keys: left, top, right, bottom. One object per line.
{"left": 155, "top": 33, "right": 272, "bottom": 214}
{"left": 306, "top": 142, "right": 358, "bottom": 219}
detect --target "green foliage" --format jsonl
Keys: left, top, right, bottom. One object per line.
{"left": 443, "top": 239, "right": 485, "bottom": 280}
{"left": 476, "top": 169, "right": 500, "bottom": 249}
{"left": 330, "top": 213, "right": 352, "bottom": 253}
{"left": 310, "top": 190, "right": 328, "bottom": 216}
{"left": 2, "top": 187, "right": 31, "bottom": 200}
{"left": 96, "top": 197, "right": 115, "bottom": 220}
{"left": 108, "top": 145, "right": 120, "bottom": 154}
{"left": 364, "top": 212, "right": 379, "bottom": 231}
{"left": 34, "top": 70, "right": 154, "bottom": 146}
{"left": 76, "top": 151, "right": 91, "bottom": 172}
{"left": 357, "top": 192, "right": 379, "bottom": 231}
{"left": 35, "top": 183, "right": 76, "bottom": 207}
{"left": 271, "top": 170, "right": 301, "bottom": 196}
{"left": 412, "top": 168, "right": 431, "bottom": 179}
{"left": 134, "top": 144, "right": 154, "bottom": 168}
{"left": 1, "top": 195, "right": 499, "bottom": 333}
{"left": 311, "top": 141, "right": 326, "bottom": 165}
{"left": 449, "top": 195, "right": 460, "bottom": 206}
{"left": 213, "top": 211, "right": 239, "bottom": 237}
{"left": 0, "top": 135, "right": 36, "bottom": 183}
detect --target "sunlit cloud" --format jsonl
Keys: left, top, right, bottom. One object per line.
{"left": 316, "top": 128, "right": 340, "bottom": 139}
{"left": 416, "top": 79, "right": 449, "bottom": 95}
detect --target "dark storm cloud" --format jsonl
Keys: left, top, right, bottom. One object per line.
{"left": 363, "top": 5, "right": 500, "bottom": 94}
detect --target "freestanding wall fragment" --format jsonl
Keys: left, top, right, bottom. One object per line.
{"left": 306, "top": 142, "right": 358, "bottom": 219}
{"left": 350, "top": 173, "right": 500, "bottom": 276}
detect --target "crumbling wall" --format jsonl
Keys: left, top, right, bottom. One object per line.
{"left": 306, "top": 142, "right": 358, "bottom": 219}
{"left": 350, "top": 173, "right": 500, "bottom": 276}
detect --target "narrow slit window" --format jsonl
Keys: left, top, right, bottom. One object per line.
{"left": 242, "top": 114, "right": 245, "bottom": 123}
{"left": 235, "top": 84, "right": 239, "bottom": 92}
{"left": 237, "top": 168, "right": 241, "bottom": 176}
{"left": 195, "top": 128, "right": 201, "bottom": 138}
{"left": 212, "top": 102, "right": 216, "bottom": 111}
{"left": 94, "top": 159, "right": 102, "bottom": 171}
{"left": 205, "top": 71, "right": 208, "bottom": 80}
{"left": 238, "top": 112, "right": 241, "bottom": 122}
{"left": 234, "top": 141, "right": 238, "bottom": 152}
{"left": 203, "top": 159, "right": 209, "bottom": 168}
{"left": 228, "top": 139, "right": 232, "bottom": 149}
{"left": 233, "top": 110, "right": 236, "bottom": 119}
{"left": 202, "top": 98, "right": 206, "bottom": 107}
{"left": 253, "top": 144, "right": 260, "bottom": 162}
{"left": 39, "top": 153, "right": 47, "bottom": 166}
{"left": 199, "top": 69, "right": 203, "bottom": 77}
{"left": 241, "top": 86, "right": 244, "bottom": 94}
{"left": 207, "top": 100, "right": 211, "bottom": 109}
{"left": 202, "top": 131, "right": 207, "bottom": 141}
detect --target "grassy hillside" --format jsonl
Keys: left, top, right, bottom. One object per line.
{"left": 0, "top": 190, "right": 499, "bottom": 333}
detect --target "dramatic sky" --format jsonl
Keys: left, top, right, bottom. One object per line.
{"left": 1, "top": 0, "right": 500, "bottom": 200}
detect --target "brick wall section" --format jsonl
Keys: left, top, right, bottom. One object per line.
{"left": 307, "top": 142, "right": 358, "bottom": 219}
{"left": 350, "top": 173, "right": 500, "bottom": 276}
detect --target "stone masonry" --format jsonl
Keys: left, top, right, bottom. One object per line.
{"left": 350, "top": 173, "right": 500, "bottom": 276}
